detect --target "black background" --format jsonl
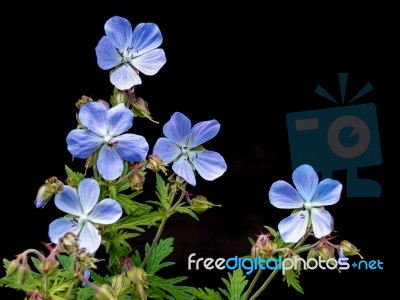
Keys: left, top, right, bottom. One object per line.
{"left": 1, "top": 4, "right": 392, "bottom": 299}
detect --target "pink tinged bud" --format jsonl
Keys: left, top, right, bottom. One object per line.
{"left": 6, "top": 258, "right": 20, "bottom": 276}
{"left": 96, "top": 99, "right": 110, "bottom": 109}
{"left": 146, "top": 154, "right": 168, "bottom": 175}
{"left": 112, "top": 274, "right": 131, "bottom": 296}
{"left": 189, "top": 196, "right": 221, "bottom": 214}
{"left": 75, "top": 95, "right": 93, "bottom": 109}
{"left": 17, "top": 263, "right": 31, "bottom": 285}
{"left": 130, "top": 172, "right": 146, "bottom": 191}
{"left": 40, "top": 258, "right": 59, "bottom": 276}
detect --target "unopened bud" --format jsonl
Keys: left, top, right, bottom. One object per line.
{"left": 307, "top": 248, "right": 318, "bottom": 267}
{"left": 112, "top": 274, "right": 131, "bottom": 296}
{"left": 95, "top": 284, "right": 118, "bottom": 300}
{"left": 127, "top": 267, "right": 148, "bottom": 300}
{"left": 6, "top": 258, "right": 20, "bottom": 276}
{"left": 40, "top": 258, "right": 59, "bottom": 276}
{"left": 130, "top": 172, "right": 146, "bottom": 191}
{"left": 76, "top": 95, "right": 93, "bottom": 109}
{"left": 17, "top": 263, "right": 31, "bottom": 285}
{"left": 34, "top": 177, "right": 64, "bottom": 208}
{"left": 96, "top": 99, "right": 110, "bottom": 109}
{"left": 146, "top": 155, "right": 168, "bottom": 175}
{"left": 111, "top": 89, "right": 130, "bottom": 106}
{"left": 318, "top": 245, "right": 335, "bottom": 261}
{"left": 132, "top": 97, "right": 158, "bottom": 124}
{"left": 253, "top": 233, "right": 276, "bottom": 259}
{"left": 340, "top": 240, "right": 363, "bottom": 258}
{"left": 58, "top": 232, "right": 79, "bottom": 254}
{"left": 190, "top": 196, "right": 221, "bottom": 214}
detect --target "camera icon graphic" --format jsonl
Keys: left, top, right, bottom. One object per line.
{"left": 286, "top": 73, "right": 382, "bottom": 197}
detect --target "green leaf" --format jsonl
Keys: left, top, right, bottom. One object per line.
{"left": 155, "top": 173, "right": 170, "bottom": 209}
{"left": 219, "top": 270, "right": 248, "bottom": 300}
{"left": 192, "top": 287, "right": 224, "bottom": 300}
{"left": 175, "top": 206, "right": 199, "bottom": 221}
{"left": 103, "top": 230, "right": 138, "bottom": 267}
{"left": 145, "top": 238, "right": 175, "bottom": 275}
{"left": 295, "top": 244, "right": 312, "bottom": 253}
{"left": 263, "top": 226, "right": 277, "bottom": 238}
{"left": 283, "top": 271, "right": 304, "bottom": 294}
{"left": 57, "top": 254, "right": 74, "bottom": 273}
{"left": 76, "top": 287, "right": 95, "bottom": 300}
{"left": 112, "top": 211, "right": 163, "bottom": 231}
{"left": 65, "top": 165, "right": 85, "bottom": 185}
{"left": 116, "top": 193, "right": 149, "bottom": 215}
{"left": 148, "top": 275, "right": 195, "bottom": 300}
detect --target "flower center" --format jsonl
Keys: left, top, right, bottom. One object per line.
{"left": 304, "top": 202, "right": 313, "bottom": 210}
{"left": 104, "top": 135, "right": 112, "bottom": 143}
{"left": 181, "top": 146, "right": 190, "bottom": 155}
{"left": 119, "top": 46, "right": 135, "bottom": 63}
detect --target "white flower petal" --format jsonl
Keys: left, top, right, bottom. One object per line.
{"left": 311, "top": 208, "right": 333, "bottom": 238}
{"left": 278, "top": 211, "right": 309, "bottom": 243}
{"left": 78, "top": 222, "right": 101, "bottom": 253}
{"left": 49, "top": 218, "right": 79, "bottom": 244}
{"left": 132, "top": 48, "right": 166, "bottom": 75}
{"left": 78, "top": 179, "right": 100, "bottom": 216}
{"left": 110, "top": 64, "right": 142, "bottom": 90}
{"left": 172, "top": 156, "right": 196, "bottom": 186}
{"left": 192, "top": 150, "right": 227, "bottom": 181}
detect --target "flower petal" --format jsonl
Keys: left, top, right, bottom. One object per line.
{"left": 95, "top": 36, "right": 121, "bottom": 70}
{"left": 132, "top": 49, "right": 166, "bottom": 75}
{"left": 113, "top": 133, "right": 149, "bottom": 162}
{"left": 292, "top": 164, "right": 319, "bottom": 202}
{"left": 269, "top": 180, "right": 303, "bottom": 209}
{"left": 104, "top": 16, "right": 132, "bottom": 51}
{"left": 192, "top": 150, "right": 227, "bottom": 181}
{"left": 163, "top": 112, "right": 191, "bottom": 145}
{"left": 278, "top": 211, "right": 309, "bottom": 243}
{"left": 49, "top": 218, "right": 79, "bottom": 244}
{"left": 55, "top": 186, "right": 82, "bottom": 216}
{"left": 88, "top": 199, "right": 122, "bottom": 224}
{"left": 131, "top": 23, "right": 163, "bottom": 55}
{"left": 78, "top": 222, "right": 101, "bottom": 253}
{"left": 311, "top": 208, "right": 333, "bottom": 238}
{"left": 312, "top": 179, "right": 342, "bottom": 207}
{"left": 107, "top": 103, "right": 133, "bottom": 136}
{"left": 153, "top": 137, "right": 180, "bottom": 163}
{"left": 97, "top": 145, "right": 123, "bottom": 180}
{"left": 79, "top": 102, "right": 109, "bottom": 137}
{"left": 188, "top": 120, "right": 220, "bottom": 148}
{"left": 78, "top": 179, "right": 100, "bottom": 215}
{"left": 110, "top": 64, "right": 141, "bottom": 90}
{"left": 172, "top": 155, "right": 196, "bottom": 186}
{"left": 66, "top": 129, "right": 103, "bottom": 159}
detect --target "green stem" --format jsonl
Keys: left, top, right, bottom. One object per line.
{"left": 249, "top": 269, "right": 279, "bottom": 300}
{"left": 293, "top": 229, "right": 311, "bottom": 251}
{"left": 140, "top": 184, "right": 185, "bottom": 269}
{"left": 296, "top": 241, "right": 319, "bottom": 254}
{"left": 243, "top": 269, "right": 262, "bottom": 300}
{"left": 115, "top": 168, "right": 135, "bottom": 185}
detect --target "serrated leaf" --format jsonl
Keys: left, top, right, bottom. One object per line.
{"left": 155, "top": 173, "right": 170, "bottom": 209}
{"left": 148, "top": 275, "right": 195, "bottom": 300}
{"left": 175, "top": 206, "right": 199, "bottom": 221}
{"left": 57, "top": 254, "right": 74, "bottom": 273}
{"left": 113, "top": 211, "right": 163, "bottom": 231}
{"left": 283, "top": 271, "right": 304, "bottom": 294}
{"left": 219, "top": 270, "right": 248, "bottom": 300}
{"left": 103, "top": 230, "right": 138, "bottom": 267}
{"left": 77, "top": 287, "right": 95, "bottom": 300}
{"left": 145, "top": 238, "right": 175, "bottom": 275}
{"left": 116, "top": 193, "right": 148, "bottom": 215}
{"left": 192, "top": 287, "right": 224, "bottom": 300}
{"left": 65, "top": 165, "right": 85, "bottom": 185}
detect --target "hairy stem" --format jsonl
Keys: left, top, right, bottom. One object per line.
{"left": 243, "top": 269, "right": 262, "bottom": 300}
{"left": 249, "top": 269, "right": 279, "bottom": 300}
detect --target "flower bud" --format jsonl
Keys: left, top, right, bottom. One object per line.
{"left": 40, "top": 258, "right": 59, "bottom": 276}
{"left": 340, "top": 240, "right": 363, "bottom": 258}
{"left": 251, "top": 245, "right": 261, "bottom": 259}
{"left": 17, "top": 263, "right": 31, "bottom": 285}
{"left": 34, "top": 185, "right": 53, "bottom": 208}
{"left": 190, "top": 195, "right": 221, "bottom": 214}
{"left": 146, "top": 155, "right": 168, "bottom": 175}
{"left": 130, "top": 172, "right": 146, "bottom": 191}
{"left": 76, "top": 95, "right": 93, "bottom": 109}
{"left": 127, "top": 267, "right": 148, "bottom": 300}
{"left": 110, "top": 89, "right": 130, "bottom": 106}
{"left": 318, "top": 245, "right": 335, "bottom": 261}
{"left": 254, "top": 233, "right": 276, "bottom": 259}
{"left": 112, "top": 274, "right": 131, "bottom": 296}
{"left": 58, "top": 232, "right": 79, "bottom": 254}
{"left": 6, "top": 258, "right": 20, "bottom": 276}
{"left": 96, "top": 99, "right": 110, "bottom": 109}
{"left": 95, "top": 284, "right": 118, "bottom": 300}
{"left": 307, "top": 248, "right": 318, "bottom": 267}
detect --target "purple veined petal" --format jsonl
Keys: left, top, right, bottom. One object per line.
{"left": 153, "top": 137, "right": 181, "bottom": 164}
{"left": 110, "top": 64, "right": 142, "bottom": 90}
{"left": 191, "top": 150, "right": 227, "bottom": 181}
{"left": 54, "top": 186, "right": 82, "bottom": 216}
{"left": 172, "top": 155, "right": 196, "bottom": 186}
{"left": 95, "top": 36, "right": 122, "bottom": 70}
{"left": 312, "top": 179, "right": 342, "bottom": 207}
{"left": 269, "top": 180, "right": 304, "bottom": 209}
{"left": 311, "top": 208, "right": 333, "bottom": 238}
{"left": 78, "top": 222, "right": 101, "bottom": 253}
{"left": 88, "top": 199, "right": 122, "bottom": 224}
{"left": 162, "top": 112, "right": 191, "bottom": 145}
{"left": 113, "top": 133, "right": 149, "bottom": 162}
{"left": 107, "top": 103, "right": 133, "bottom": 136}
{"left": 278, "top": 210, "right": 309, "bottom": 243}
{"left": 131, "top": 23, "right": 163, "bottom": 55}
{"left": 132, "top": 49, "right": 166, "bottom": 76}
{"left": 78, "top": 179, "right": 100, "bottom": 215}
{"left": 188, "top": 120, "right": 220, "bottom": 148}
{"left": 79, "top": 102, "right": 109, "bottom": 137}
{"left": 66, "top": 129, "right": 103, "bottom": 159}
{"left": 104, "top": 16, "right": 133, "bottom": 51}
{"left": 97, "top": 145, "right": 124, "bottom": 180}
{"left": 292, "top": 164, "right": 319, "bottom": 202}
{"left": 49, "top": 218, "right": 79, "bottom": 244}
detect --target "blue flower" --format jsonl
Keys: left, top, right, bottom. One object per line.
{"left": 268, "top": 164, "right": 342, "bottom": 243}
{"left": 153, "top": 112, "right": 227, "bottom": 186}
{"left": 95, "top": 16, "right": 166, "bottom": 90}
{"left": 66, "top": 102, "right": 149, "bottom": 180}
{"left": 48, "top": 179, "right": 122, "bottom": 253}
